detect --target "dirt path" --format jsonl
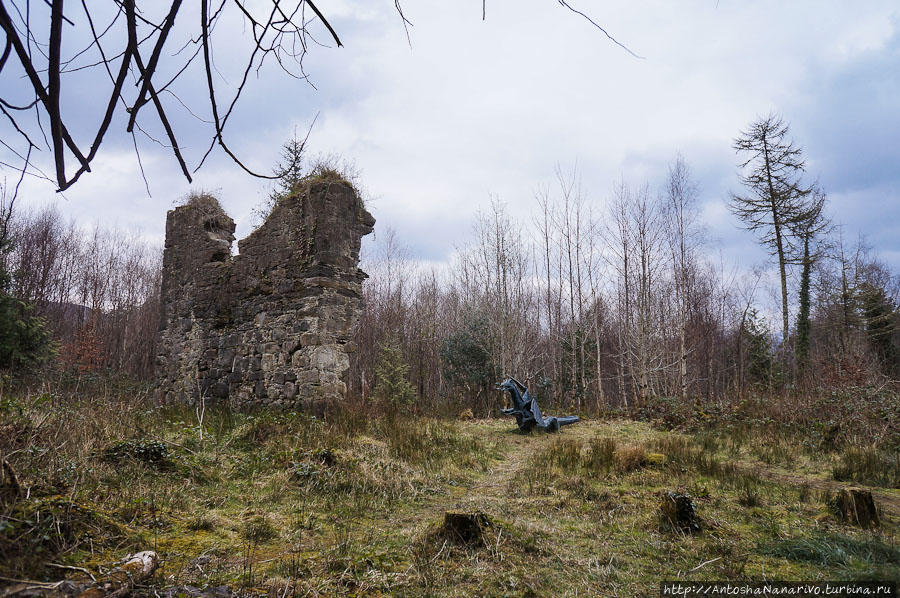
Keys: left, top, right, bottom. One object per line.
{"left": 417, "top": 421, "right": 900, "bottom": 530}
{"left": 424, "top": 426, "right": 543, "bottom": 519}
{"left": 469, "top": 432, "right": 532, "bottom": 493}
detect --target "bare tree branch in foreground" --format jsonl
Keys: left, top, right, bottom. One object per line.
{"left": 0, "top": 2, "right": 637, "bottom": 197}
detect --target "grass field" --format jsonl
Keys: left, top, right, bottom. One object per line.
{"left": 1, "top": 391, "right": 899, "bottom": 596}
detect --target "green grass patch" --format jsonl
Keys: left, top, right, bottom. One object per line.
{"left": 759, "top": 532, "right": 900, "bottom": 579}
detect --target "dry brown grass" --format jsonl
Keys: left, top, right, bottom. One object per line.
{"left": 614, "top": 444, "right": 648, "bottom": 472}
{"left": 182, "top": 190, "right": 227, "bottom": 218}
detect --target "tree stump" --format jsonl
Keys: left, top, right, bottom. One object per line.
{"left": 439, "top": 511, "right": 493, "bottom": 546}
{"left": 834, "top": 488, "right": 879, "bottom": 528}
{"left": 660, "top": 491, "right": 701, "bottom": 533}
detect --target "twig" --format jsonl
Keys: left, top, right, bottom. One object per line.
{"left": 47, "top": 563, "right": 97, "bottom": 582}
{"left": 689, "top": 556, "right": 721, "bottom": 572}
{"left": 154, "top": 437, "right": 197, "bottom": 456}
{"left": 127, "top": 0, "right": 184, "bottom": 132}
{"left": 305, "top": 0, "right": 341, "bottom": 47}
{"left": 125, "top": 2, "right": 192, "bottom": 183}
{"left": 197, "top": 0, "right": 274, "bottom": 179}
{"left": 0, "top": 576, "right": 66, "bottom": 589}
{"left": 556, "top": 0, "right": 643, "bottom": 59}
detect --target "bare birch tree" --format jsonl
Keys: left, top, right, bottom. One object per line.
{"left": 664, "top": 155, "right": 701, "bottom": 402}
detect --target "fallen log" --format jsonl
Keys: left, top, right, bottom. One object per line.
{"left": 1, "top": 551, "right": 159, "bottom": 598}
{"left": 77, "top": 551, "right": 159, "bottom": 598}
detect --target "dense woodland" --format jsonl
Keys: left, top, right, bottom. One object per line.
{"left": 2, "top": 118, "right": 899, "bottom": 423}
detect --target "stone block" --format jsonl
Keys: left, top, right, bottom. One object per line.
{"left": 254, "top": 381, "right": 267, "bottom": 398}
{"left": 291, "top": 350, "right": 309, "bottom": 368}
{"left": 300, "top": 370, "right": 319, "bottom": 384}
{"left": 300, "top": 332, "right": 320, "bottom": 346}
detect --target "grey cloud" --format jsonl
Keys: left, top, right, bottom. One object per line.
{"left": 5, "top": 1, "right": 899, "bottom": 278}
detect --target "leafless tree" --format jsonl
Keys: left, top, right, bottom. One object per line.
{"left": 457, "top": 198, "right": 536, "bottom": 381}
{"left": 6, "top": 203, "right": 160, "bottom": 377}
{"left": 604, "top": 180, "right": 633, "bottom": 407}
{"left": 664, "top": 155, "right": 701, "bottom": 402}
{"left": 730, "top": 114, "right": 819, "bottom": 348}
{"left": 353, "top": 226, "right": 412, "bottom": 400}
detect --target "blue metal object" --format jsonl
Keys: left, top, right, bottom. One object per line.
{"left": 497, "top": 377, "right": 579, "bottom": 432}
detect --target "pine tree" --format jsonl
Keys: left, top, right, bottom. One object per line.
{"left": 374, "top": 338, "right": 415, "bottom": 406}
{"left": 858, "top": 282, "right": 899, "bottom": 377}
{"left": 0, "top": 191, "right": 51, "bottom": 371}
{"left": 441, "top": 318, "right": 494, "bottom": 404}
{"left": 793, "top": 188, "right": 829, "bottom": 376}
{"left": 252, "top": 133, "right": 308, "bottom": 225}
{"left": 272, "top": 134, "right": 307, "bottom": 197}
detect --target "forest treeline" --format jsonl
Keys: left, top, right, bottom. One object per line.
{"left": 0, "top": 191, "right": 159, "bottom": 378}
{"left": 2, "top": 117, "right": 899, "bottom": 417}
{"left": 352, "top": 161, "right": 899, "bottom": 415}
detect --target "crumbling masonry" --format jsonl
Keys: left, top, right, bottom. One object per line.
{"left": 155, "top": 177, "right": 375, "bottom": 407}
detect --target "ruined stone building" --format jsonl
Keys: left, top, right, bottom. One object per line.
{"left": 155, "top": 176, "right": 375, "bottom": 407}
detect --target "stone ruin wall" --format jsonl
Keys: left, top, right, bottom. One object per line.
{"left": 155, "top": 178, "right": 375, "bottom": 408}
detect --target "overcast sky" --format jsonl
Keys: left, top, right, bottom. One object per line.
{"left": 5, "top": 1, "right": 900, "bottom": 284}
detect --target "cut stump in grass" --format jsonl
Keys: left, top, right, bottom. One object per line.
{"left": 834, "top": 488, "right": 879, "bottom": 528}
{"left": 660, "top": 491, "right": 701, "bottom": 534}
{"left": 439, "top": 511, "right": 493, "bottom": 546}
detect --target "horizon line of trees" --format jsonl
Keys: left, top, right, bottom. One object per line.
{"left": 2, "top": 115, "right": 899, "bottom": 413}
